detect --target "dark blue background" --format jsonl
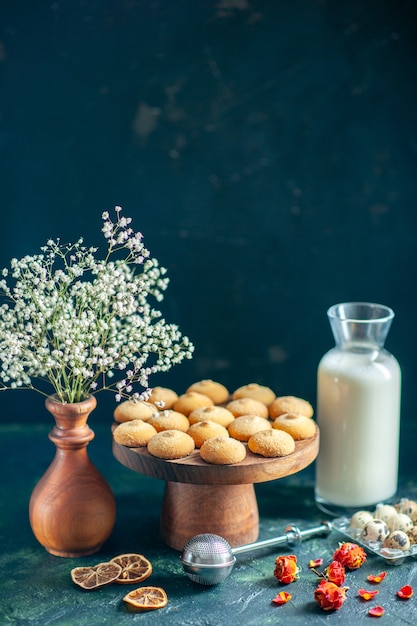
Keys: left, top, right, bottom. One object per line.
{"left": 0, "top": 0, "right": 416, "bottom": 432}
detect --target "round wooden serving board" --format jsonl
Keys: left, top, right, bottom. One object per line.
{"left": 112, "top": 424, "right": 319, "bottom": 550}
{"left": 112, "top": 424, "right": 319, "bottom": 485}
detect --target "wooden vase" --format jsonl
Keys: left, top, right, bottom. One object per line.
{"left": 29, "top": 395, "right": 116, "bottom": 557}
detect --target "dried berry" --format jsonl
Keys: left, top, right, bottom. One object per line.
{"left": 314, "top": 580, "right": 348, "bottom": 611}
{"left": 333, "top": 542, "right": 366, "bottom": 570}
{"left": 273, "top": 555, "right": 299, "bottom": 584}
{"left": 323, "top": 561, "right": 346, "bottom": 586}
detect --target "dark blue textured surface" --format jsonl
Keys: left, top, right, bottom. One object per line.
{"left": 1, "top": 423, "right": 417, "bottom": 624}
{"left": 0, "top": 0, "right": 416, "bottom": 441}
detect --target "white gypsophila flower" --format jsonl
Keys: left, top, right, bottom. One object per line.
{"left": 0, "top": 207, "right": 194, "bottom": 404}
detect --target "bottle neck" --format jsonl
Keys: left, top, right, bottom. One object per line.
{"left": 328, "top": 302, "right": 394, "bottom": 352}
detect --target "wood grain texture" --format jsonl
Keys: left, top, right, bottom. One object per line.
{"left": 112, "top": 424, "right": 319, "bottom": 485}
{"left": 113, "top": 425, "right": 319, "bottom": 549}
{"left": 161, "top": 482, "right": 259, "bottom": 550}
{"left": 29, "top": 396, "right": 116, "bottom": 557}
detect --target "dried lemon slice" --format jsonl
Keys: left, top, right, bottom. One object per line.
{"left": 110, "top": 553, "right": 153, "bottom": 584}
{"left": 71, "top": 562, "right": 122, "bottom": 590}
{"left": 123, "top": 586, "right": 168, "bottom": 610}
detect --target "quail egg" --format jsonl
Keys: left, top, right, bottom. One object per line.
{"left": 407, "top": 526, "right": 417, "bottom": 545}
{"left": 395, "top": 499, "right": 417, "bottom": 523}
{"left": 373, "top": 504, "right": 398, "bottom": 527}
{"left": 383, "top": 530, "right": 410, "bottom": 552}
{"left": 350, "top": 510, "right": 374, "bottom": 529}
{"left": 362, "top": 519, "right": 390, "bottom": 543}
{"left": 392, "top": 513, "right": 414, "bottom": 533}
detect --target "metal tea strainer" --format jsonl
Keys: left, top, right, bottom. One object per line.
{"left": 180, "top": 521, "right": 332, "bottom": 585}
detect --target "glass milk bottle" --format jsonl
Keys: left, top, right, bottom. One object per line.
{"left": 315, "top": 302, "right": 401, "bottom": 516}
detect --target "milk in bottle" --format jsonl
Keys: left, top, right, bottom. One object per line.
{"left": 315, "top": 302, "right": 401, "bottom": 516}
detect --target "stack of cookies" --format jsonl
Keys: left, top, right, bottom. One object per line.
{"left": 112, "top": 380, "right": 316, "bottom": 466}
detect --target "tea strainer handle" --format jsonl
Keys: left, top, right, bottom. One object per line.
{"left": 231, "top": 521, "right": 332, "bottom": 556}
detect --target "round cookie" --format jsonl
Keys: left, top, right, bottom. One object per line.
{"left": 228, "top": 414, "right": 272, "bottom": 442}
{"left": 173, "top": 391, "right": 214, "bottom": 416}
{"left": 113, "top": 419, "right": 157, "bottom": 447}
{"left": 272, "top": 413, "right": 316, "bottom": 440}
{"left": 186, "top": 379, "right": 229, "bottom": 404}
{"left": 147, "top": 386, "right": 178, "bottom": 409}
{"left": 200, "top": 436, "right": 246, "bottom": 465}
{"left": 269, "top": 395, "right": 314, "bottom": 419}
{"left": 226, "top": 397, "right": 269, "bottom": 419}
{"left": 187, "top": 420, "right": 230, "bottom": 448}
{"left": 188, "top": 405, "right": 235, "bottom": 427}
{"left": 248, "top": 429, "right": 295, "bottom": 458}
{"left": 232, "top": 383, "right": 276, "bottom": 406}
{"left": 114, "top": 400, "right": 156, "bottom": 423}
{"left": 147, "top": 430, "right": 195, "bottom": 460}
{"left": 147, "top": 409, "right": 190, "bottom": 433}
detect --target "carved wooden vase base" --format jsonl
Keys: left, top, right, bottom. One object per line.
{"left": 29, "top": 395, "right": 116, "bottom": 557}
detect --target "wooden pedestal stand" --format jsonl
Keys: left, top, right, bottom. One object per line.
{"left": 113, "top": 426, "right": 319, "bottom": 551}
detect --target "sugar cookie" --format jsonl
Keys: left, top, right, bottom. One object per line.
{"left": 187, "top": 420, "right": 229, "bottom": 448}
{"left": 173, "top": 392, "right": 214, "bottom": 416}
{"left": 186, "top": 379, "right": 230, "bottom": 404}
{"left": 114, "top": 400, "right": 156, "bottom": 423}
{"left": 269, "top": 396, "right": 314, "bottom": 419}
{"left": 147, "top": 409, "right": 190, "bottom": 433}
{"left": 147, "top": 386, "right": 178, "bottom": 409}
{"left": 232, "top": 383, "right": 276, "bottom": 406}
{"left": 147, "top": 430, "right": 195, "bottom": 460}
{"left": 228, "top": 414, "right": 272, "bottom": 442}
{"left": 272, "top": 413, "right": 316, "bottom": 440}
{"left": 113, "top": 419, "right": 157, "bottom": 447}
{"left": 200, "top": 436, "right": 246, "bottom": 465}
{"left": 248, "top": 429, "right": 295, "bottom": 458}
{"left": 188, "top": 405, "right": 235, "bottom": 427}
{"left": 226, "top": 397, "right": 269, "bottom": 419}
